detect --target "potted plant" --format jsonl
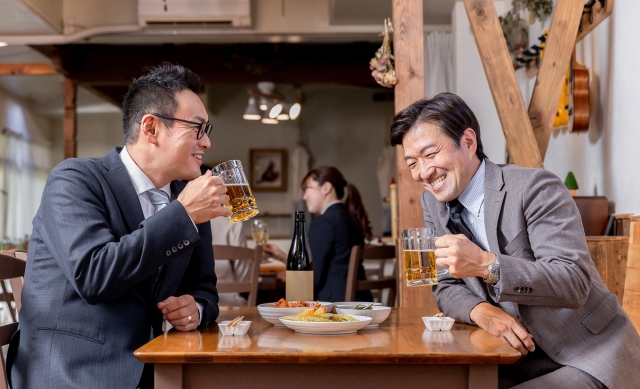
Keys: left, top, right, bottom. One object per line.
{"left": 564, "top": 171, "right": 579, "bottom": 196}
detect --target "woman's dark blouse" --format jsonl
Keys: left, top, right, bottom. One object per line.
{"left": 309, "top": 202, "right": 373, "bottom": 302}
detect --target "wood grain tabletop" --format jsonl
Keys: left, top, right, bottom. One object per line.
{"left": 134, "top": 307, "right": 521, "bottom": 365}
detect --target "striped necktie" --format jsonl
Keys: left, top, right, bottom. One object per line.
{"left": 147, "top": 188, "right": 170, "bottom": 214}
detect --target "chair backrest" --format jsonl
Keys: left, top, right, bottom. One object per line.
{"left": 345, "top": 245, "right": 397, "bottom": 306}
{"left": 213, "top": 245, "right": 261, "bottom": 306}
{"left": 0, "top": 249, "right": 26, "bottom": 389}
{"left": 623, "top": 220, "right": 640, "bottom": 333}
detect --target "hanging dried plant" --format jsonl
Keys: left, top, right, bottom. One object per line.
{"left": 499, "top": 0, "right": 553, "bottom": 55}
{"left": 370, "top": 18, "right": 397, "bottom": 88}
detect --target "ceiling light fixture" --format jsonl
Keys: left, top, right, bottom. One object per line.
{"left": 243, "top": 82, "right": 301, "bottom": 124}
{"left": 269, "top": 101, "right": 283, "bottom": 119}
{"left": 289, "top": 102, "right": 302, "bottom": 120}
{"left": 243, "top": 97, "right": 261, "bottom": 120}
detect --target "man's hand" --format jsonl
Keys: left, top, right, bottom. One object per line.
{"left": 470, "top": 302, "right": 535, "bottom": 355}
{"left": 157, "top": 294, "right": 199, "bottom": 331}
{"left": 434, "top": 234, "right": 495, "bottom": 278}
{"left": 177, "top": 171, "right": 231, "bottom": 224}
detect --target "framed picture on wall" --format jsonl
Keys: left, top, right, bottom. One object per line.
{"left": 250, "top": 149, "right": 288, "bottom": 192}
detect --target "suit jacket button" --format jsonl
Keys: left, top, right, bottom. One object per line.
{"left": 178, "top": 243, "right": 184, "bottom": 249}
{"left": 166, "top": 250, "right": 172, "bottom": 256}
{"left": 183, "top": 239, "right": 190, "bottom": 246}
{"left": 172, "top": 246, "right": 178, "bottom": 252}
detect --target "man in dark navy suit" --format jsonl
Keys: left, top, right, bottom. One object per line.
{"left": 8, "top": 64, "right": 229, "bottom": 389}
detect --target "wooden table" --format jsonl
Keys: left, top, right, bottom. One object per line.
{"left": 135, "top": 307, "right": 520, "bottom": 389}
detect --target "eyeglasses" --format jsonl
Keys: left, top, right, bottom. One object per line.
{"left": 151, "top": 113, "right": 212, "bottom": 140}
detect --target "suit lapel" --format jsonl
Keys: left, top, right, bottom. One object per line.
{"left": 101, "top": 147, "right": 145, "bottom": 232}
{"left": 436, "top": 200, "right": 452, "bottom": 234}
{"left": 483, "top": 160, "right": 506, "bottom": 254}
{"left": 154, "top": 180, "right": 192, "bottom": 301}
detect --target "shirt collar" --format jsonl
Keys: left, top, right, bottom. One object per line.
{"left": 119, "top": 146, "right": 171, "bottom": 198}
{"left": 321, "top": 200, "right": 341, "bottom": 215}
{"left": 456, "top": 159, "right": 486, "bottom": 217}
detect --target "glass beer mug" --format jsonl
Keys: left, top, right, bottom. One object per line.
{"left": 402, "top": 227, "right": 448, "bottom": 286}
{"left": 211, "top": 160, "right": 259, "bottom": 223}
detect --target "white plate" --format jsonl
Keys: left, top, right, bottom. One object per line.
{"left": 257, "top": 302, "right": 334, "bottom": 327}
{"left": 335, "top": 306, "right": 391, "bottom": 328}
{"left": 278, "top": 315, "right": 373, "bottom": 334}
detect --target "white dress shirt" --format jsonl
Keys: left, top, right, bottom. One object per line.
{"left": 119, "top": 147, "right": 203, "bottom": 325}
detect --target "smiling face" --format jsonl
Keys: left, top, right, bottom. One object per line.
{"left": 402, "top": 122, "right": 481, "bottom": 203}
{"left": 157, "top": 89, "right": 211, "bottom": 182}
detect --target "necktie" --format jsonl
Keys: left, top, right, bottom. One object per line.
{"left": 447, "top": 198, "right": 476, "bottom": 243}
{"left": 147, "top": 188, "right": 170, "bottom": 214}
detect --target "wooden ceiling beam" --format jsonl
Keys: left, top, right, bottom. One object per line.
{"left": 528, "top": 0, "right": 584, "bottom": 160}
{"left": 30, "top": 43, "right": 381, "bottom": 87}
{"left": 0, "top": 63, "right": 57, "bottom": 76}
{"left": 463, "top": 0, "right": 543, "bottom": 169}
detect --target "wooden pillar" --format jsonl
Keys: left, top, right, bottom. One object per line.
{"left": 392, "top": 0, "right": 438, "bottom": 314}
{"left": 63, "top": 77, "right": 77, "bottom": 159}
{"left": 463, "top": 0, "right": 543, "bottom": 169}
{"left": 528, "top": 0, "right": 584, "bottom": 160}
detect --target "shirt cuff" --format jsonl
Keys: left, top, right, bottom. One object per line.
{"left": 188, "top": 215, "right": 199, "bottom": 232}
{"left": 196, "top": 301, "right": 203, "bottom": 326}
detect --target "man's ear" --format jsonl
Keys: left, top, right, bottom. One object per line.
{"left": 461, "top": 128, "right": 478, "bottom": 155}
{"left": 140, "top": 114, "right": 159, "bottom": 145}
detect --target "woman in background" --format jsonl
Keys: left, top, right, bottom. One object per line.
{"left": 264, "top": 166, "right": 374, "bottom": 302}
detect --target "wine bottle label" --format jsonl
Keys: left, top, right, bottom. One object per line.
{"left": 285, "top": 271, "right": 314, "bottom": 301}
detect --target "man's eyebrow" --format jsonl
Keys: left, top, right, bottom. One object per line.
{"left": 192, "top": 115, "right": 207, "bottom": 123}
{"left": 404, "top": 144, "right": 434, "bottom": 161}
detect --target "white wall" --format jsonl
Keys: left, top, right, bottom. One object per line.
{"left": 452, "top": 0, "right": 507, "bottom": 164}
{"left": 50, "top": 112, "right": 123, "bottom": 166}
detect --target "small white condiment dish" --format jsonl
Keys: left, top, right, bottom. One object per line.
{"left": 218, "top": 320, "right": 252, "bottom": 336}
{"left": 422, "top": 317, "right": 454, "bottom": 331}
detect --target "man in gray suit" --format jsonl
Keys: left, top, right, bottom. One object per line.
{"left": 7, "top": 64, "right": 230, "bottom": 388}
{"left": 391, "top": 93, "right": 640, "bottom": 388}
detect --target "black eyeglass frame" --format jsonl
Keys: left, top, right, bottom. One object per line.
{"left": 151, "top": 113, "right": 212, "bottom": 140}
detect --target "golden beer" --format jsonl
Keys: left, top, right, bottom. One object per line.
{"left": 403, "top": 250, "right": 438, "bottom": 286}
{"left": 225, "top": 184, "right": 259, "bottom": 223}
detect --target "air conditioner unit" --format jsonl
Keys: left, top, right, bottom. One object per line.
{"left": 138, "top": 0, "right": 251, "bottom": 28}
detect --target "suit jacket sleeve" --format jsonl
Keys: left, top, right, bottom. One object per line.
{"left": 176, "top": 220, "right": 219, "bottom": 326}
{"left": 424, "top": 192, "right": 487, "bottom": 324}
{"left": 496, "top": 169, "right": 592, "bottom": 308}
{"left": 38, "top": 160, "right": 205, "bottom": 305}
{"left": 309, "top": 217, "right": 334, "bottom": 290}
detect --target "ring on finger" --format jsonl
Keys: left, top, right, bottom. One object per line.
{"left": 188, "top": 315, "right": 193, "bottom": 323}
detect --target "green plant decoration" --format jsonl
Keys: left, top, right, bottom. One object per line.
{"left": 564, "top": 171, "right": 579, "bottom": 190}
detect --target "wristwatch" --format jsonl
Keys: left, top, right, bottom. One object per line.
{"left": 483, "top": 254, "right": 500, "bottom": 284}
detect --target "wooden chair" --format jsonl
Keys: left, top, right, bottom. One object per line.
{"left": 623, "top": 220, "right": 640, "bottom": 333}
{"left": 345, "top": 245, "right": 397, "bottom": 306}
{"left": 1, "top": 249, "right": 27, "bottom": 389}
{"left": 213, "top": 245, "right": 261, "bottom": 306}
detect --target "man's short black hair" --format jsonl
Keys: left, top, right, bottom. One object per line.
{"left": 121, "top": 63, "right": 202, "bottom": 145}
{"left": 389, "top": 92, "right": 487, "bottom": 160}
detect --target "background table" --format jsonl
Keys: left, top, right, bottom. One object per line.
{"left": 135, "top": 307, "right": 520, "bottom": 389}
